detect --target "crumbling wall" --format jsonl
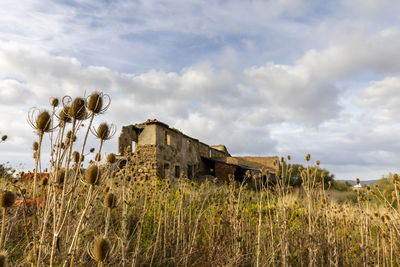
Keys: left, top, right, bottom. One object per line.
{"left": 130, "top": 144, "right": 158, "bottom": 180}
{"left": 118, "top": 125, "right": 138, "bottom": 154}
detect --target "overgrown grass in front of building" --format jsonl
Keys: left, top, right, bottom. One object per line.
{"left": 0, "top": 93, "right": 399, "bottom": 266}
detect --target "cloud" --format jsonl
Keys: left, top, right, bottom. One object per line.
{"left": 2, "top": 0, "right": 400, "bottom": 181}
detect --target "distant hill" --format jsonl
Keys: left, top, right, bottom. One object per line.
{"left": 337, "top": 179, "right": 378, "bottom": 185}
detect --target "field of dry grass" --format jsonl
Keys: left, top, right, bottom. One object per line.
{"left": 1, "top": 92, "right": 400, "bottom": 266}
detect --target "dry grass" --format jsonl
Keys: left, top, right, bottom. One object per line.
{"left": 0, "top": 92, "right": 399, "bottom": 266}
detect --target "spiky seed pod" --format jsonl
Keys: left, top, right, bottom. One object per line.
{"left": 305, "top": 154, "right": 311, "bottom": 161}
{"left": 51, "top": 97, "right": 59, "bottom": 108}
{"left": 316, "top": 160, "right": 320, "bottom": 166}
{"left": 80, "top": 155, "right": 85, "bottom": 162}
{"left": 32, "top": 141, "right": 39, "bottom": 151}
{"left": 280, "top": 157, "right": 284, "bottom": 163}
{"left": 90, "top": 148, "right": 95, "bottom": 153}
{"left": 107, "top": 153, "right": 116, "bottom": 164}
{"left": 356, "top": 178, "right": 360, "bottom": 185}
{"left": 86, "top": 165, "right": 100, "bottom": 185}
{"left": 72, "top": 151, "right": 80, "bottom": 163}
{"left": 66, "top": 130, "right": 73, "bottom": 140}
{"left": 58, "top": 106, "right": 71, "bottom": 124}
{"left": 41, "top": 177, "right": 48, "bottom": 186}
{"left": 104, "top": 193, "right": 116, "bottom": 208}
{"left": 1, "top": 135, "right": 6, "bottom": 141}
{"left": 392, "top": 173, "right": 399, "bottom": 183}
{"left": 0, "top": 251, "right": 7, "bottom": 267}
{"left": 57, "top": 168, "right": 66, "bottom": 185}
{"left": 36, "top": 110, "right": 52, "bottom": 133}
{"left": 94, "top": 123, "right": 115, "bottom": 141}
{"left": 287, "top": 155, "right": 291, "bottom": 161}
{"left": 0, "top": 191, "right": 15, "bottom": 208}
{"left": 95, "top": 153, "right": 101, "bottom": 162}
{"left": 69, "top": 97, "right": 87, "bottom": 121}
{"left": 93, "top": 237, "right": 110, "bottom": 263}
{"left": 87, "top": 92, "right": 103, "bottom": 113}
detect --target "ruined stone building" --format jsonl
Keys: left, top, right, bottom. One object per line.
{"left": 118, "top": 119, "right": 279, "bottom": 181}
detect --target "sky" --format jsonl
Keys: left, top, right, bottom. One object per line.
{"left": 1, "top": 0, "right": 400, "bottom": 180}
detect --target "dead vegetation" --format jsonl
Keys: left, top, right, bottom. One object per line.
{"left": 0, "top": 92, "right": 400, "bottom": 266}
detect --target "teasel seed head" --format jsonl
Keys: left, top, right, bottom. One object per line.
{"left": 316, "top": 160, "right": 320, "bottom": 166}
{"left": 305, "top": 154, "right": 311, "bottom": 161}
{"left": 66, "top": 130, "right": 76, "bottom": 142}
{"left": 104, "top": 192, "right": 117, "bottom": 208}
{"left": 95, "top": 153, "right": 101, "bottom": 162}
{"left": 57, "top": 168, "right": 66, "bottom": 185}
{"left": 90, "top": 148, "right": 95, "bottom": 153}
{"left": 36, "top": 110, "right": 52, "bottom": 133}
{"left": 356, "top": 178, "right": 360, "bottom": 185}
{"left": 0, "top": 251, "right": 7, "bottom": 267}
{"left": 69, "top": 97, "right": 87, "bottom": 121}
{"left": 287, "top": 155, "right": 291, "bottom": 161}
{"left": 107, "top": 153, "right": 116, "bottom": 164}
{"left": 1, "top": 135, "right": 6, "bottom": 141}
{"left": 93, "top": 237, "right": 110, "bottom": 263}
{"left": 72, "top": 151, "right": 80, "bottom": 163}
{"left": 58, "top": 106, "right": 71, "bottom": 124}
{"left": 92, "top": 122, "right": 116, "bottom": 141}
{"left": 87, "top": 91, "right": 111, "bottom": 114}
{"left": 86, "top": 164, "right": 100, "bottom": 185}
{"left": 0, "top": 191, "right": 15, "bottom": 208}
{"left": 51, "top": 97, "right": 59, "bottom": 108}
{"left": 392, "top": 173, "right": 399, "bottom": 183}
{"left": 33, "top": 141, "right": 39, "bottom": 151}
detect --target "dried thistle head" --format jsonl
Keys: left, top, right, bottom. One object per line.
{"left": 86, "top": 165, "right": 100, "bottom": 185}
{"left": 69, "top": 97, "right": 87, "bottom": 121}
{"left": 107, "top": 153, "right": 116, "bottom": 164}
{"left": 356, "top": 178, "right": 360, "bottom": 185}
{"left": 305, "top": 154, "right": 311, "bottom": 161}
{"left": 92, "top": 122, "right": 116, "bottom": 141}
{"left": 93, "top": 237, "right": 110, "bottom": 263}
{"left": 316, "top": 160, "right": 320, "bottom": 166}
{"left": 57, "top": 106, "right": 71, "bottom": 124}
{"left": 104, "top": 192, "right": 116, "bottom": 208}
{"left": 28, "top": 109, "right": 53, "bottom": 135}
{"left": 72, "top": 151, "right": 80, "bottom": 163}
{"left": 87, "top": 91, "right": 111, "bottom": 114}
{"left": 50, "top": 97, "right": 59, "bottom": 108}
{"left": 57, "top": 168, "right": 66, "bottom": 185}
{"left": 1, "top": 135, "right": 7, "bottom": 142}
{"left": 95, "top": 153, "right": 101, "bottom": 162}
{"left": 287, "top": 155, "right": 291, "bottom": 161}
{"left": 90, "top": 148, "right": 95, "bottom": 153}
{"left": 392, "top": 173, "right": 399, "bottom": 183}
{"left": 0, "top": 191, "right": 15, "bottom": 208}
{"left": 32, "top": 141, "right": 39, "bottom": 151}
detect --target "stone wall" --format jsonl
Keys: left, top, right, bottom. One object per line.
{"left": 131, "top": 144, "right": 158, "bottom": 179}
